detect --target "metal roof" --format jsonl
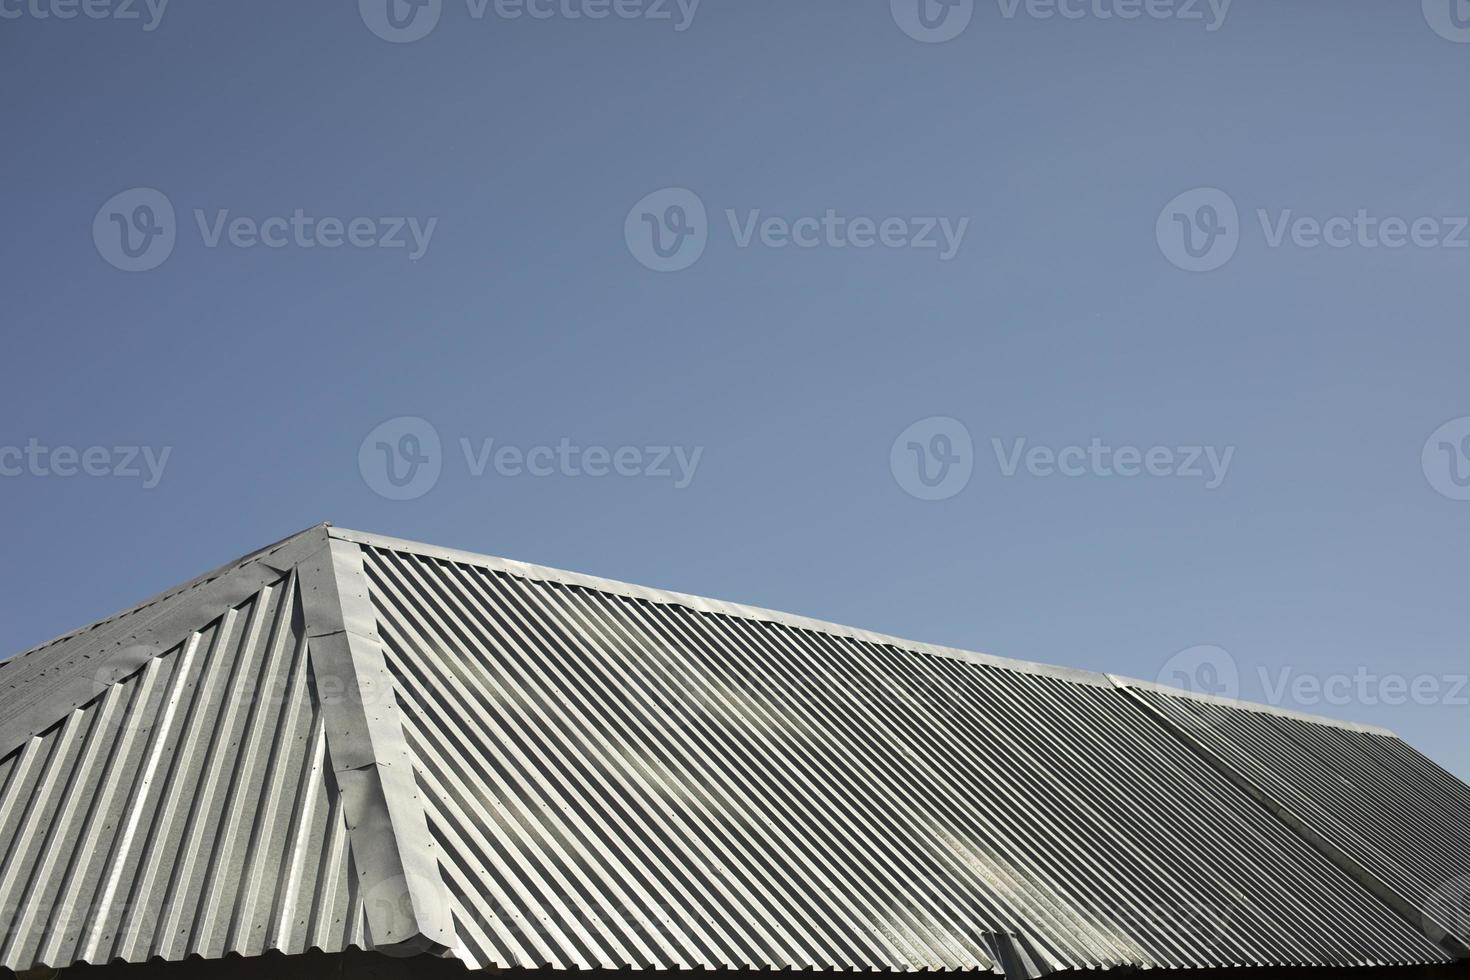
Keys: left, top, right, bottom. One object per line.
{"left": 0, "top": 524, "right": 1466, "bottom": 976}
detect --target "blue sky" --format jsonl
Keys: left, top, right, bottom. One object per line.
{"left": 2, "top": 0, "right": 1469, "bottom": 781}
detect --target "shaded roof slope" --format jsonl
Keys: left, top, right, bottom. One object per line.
{"left": 0, "top": 525, "right": 1466, "bottom": 976}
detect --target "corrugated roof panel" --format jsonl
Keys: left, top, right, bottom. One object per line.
{"left": 1, "top": 524, "right": 1466, "bottom": 977}
{"left": 357, "top": 541, "right": 1457, "bottom": 973}
{"left": 0, "top": 570, "right": 365, "bottom": 971}
{"left": 1123, "top": 684, "right": 1470, "bottom": 949}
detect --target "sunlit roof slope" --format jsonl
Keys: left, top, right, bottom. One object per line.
{"left": 0, "top": 524, "right": 1466, "bottom": 976}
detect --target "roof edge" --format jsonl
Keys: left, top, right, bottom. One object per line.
{"left": 0, "top": 525, "right": 333, "bottom": 759}
{"left": 2, "top": 523, "right": 332, "bottom": 667}
{"left": 327, "top": 527, "right": 1400, "bottom": 739}
{"left": 326, "top": 526, "right": 1117, "bottom": 689}
{"left": 1107, "top": 675, "right": 1399, "bottom": 738}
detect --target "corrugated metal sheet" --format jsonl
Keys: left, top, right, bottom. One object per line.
{"left": 0, "top": 566, "right": 365, "bottom": 971}
{"left": 1121, "top": 682, "right": 1470, "bottom": 951}
{"left": 0, "top": 523, "right": 1467, "bottom": 977}
{"left": 354, "top": 540, "right": 1460, "bottom": 973}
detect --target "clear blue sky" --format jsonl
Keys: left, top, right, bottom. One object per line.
{"left": 3, "top": 0, "right": 1468, "bottom": 781}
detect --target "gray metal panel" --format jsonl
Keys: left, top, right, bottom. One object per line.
{"left": 356, "top": 542, "right": 1458, "bottom": 973}
{"left": 2, "top": 525, "right": 1467, "bottom": 976}
{"left": 296, "top": 537, "right": 456, "bottom": 954}
{"left": 0, "top": 570, "right": 365, "bottom": 971}
{"left": 1122, "top": 683, "right": 1470, "bottom": 949}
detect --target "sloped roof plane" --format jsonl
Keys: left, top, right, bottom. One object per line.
{"left": 0, "top": 524, "right": 1466, "bottom": 977}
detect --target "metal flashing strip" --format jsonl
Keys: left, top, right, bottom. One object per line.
{"left": 326, "top": 527, "right": 1115, "bottom": 691}
{"left": 296, "top": 537, "right": 454, "bottom": 955}
{"left": 1109, "top": 675, "right": 1398, "bottom": 738}
{"left": 1118, "top": 684, "right": 1470, "bottom": 959}
{"left": 0, "top": 526, "right": 333, "bottom": 758}
{"left": 328, "top": 527, "right": 1393, "bottom": 736}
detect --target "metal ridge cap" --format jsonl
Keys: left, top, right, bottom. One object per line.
{"left": 328, "top": 528, "right": 1413, "bottom": 736}
{"left": 296, "top": 536, "right": 455, "bottom": 955}
{"left": 326, "top": 526, "right": 1116, "bottom": 690}
{"left": 1106, "top": 673, "right": 1400, "bottom": 738}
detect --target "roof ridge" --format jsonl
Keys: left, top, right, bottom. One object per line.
{"left": 327, "top": 526, "right": 1399, "bottom": 740}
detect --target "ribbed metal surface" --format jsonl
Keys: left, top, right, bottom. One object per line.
{"left": 3, "top": 526, "right": 1466, "bottom": 976}
{"left": 1126, "top": 685, "right": 1470, "bottom": 948}
{"left": 359, "top": 543, "right": 1456, "bottom": 973}
{"left": 0, "top": 570, "right": 365, "bottom": 971}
